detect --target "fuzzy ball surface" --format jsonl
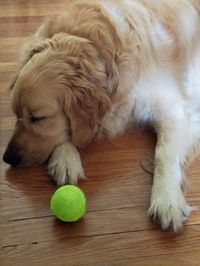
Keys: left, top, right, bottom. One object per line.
{"left": 50, "top": 185, "right": 87, "bottom": 222}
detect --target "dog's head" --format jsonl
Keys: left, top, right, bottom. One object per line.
{"left": 3, "top": 33, "right": 118, "bottom": 167}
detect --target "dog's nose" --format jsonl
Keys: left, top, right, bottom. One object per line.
{"left": 3, "top": 144, "right": 21, "bottom": 167}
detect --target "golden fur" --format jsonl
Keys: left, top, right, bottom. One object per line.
{"left": 4, "top": 0, "right": 200, "bottom": 230}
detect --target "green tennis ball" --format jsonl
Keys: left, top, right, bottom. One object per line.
{"left": 50, "top": 185, "right": 87, "bottom": 222}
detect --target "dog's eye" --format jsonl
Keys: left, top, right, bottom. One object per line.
{"left": 30, "top": 116, "right": 46, "bottom": 123}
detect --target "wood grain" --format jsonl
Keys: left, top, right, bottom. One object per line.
{"left": 1, "top": 1, "right": 200, "bottom": 265}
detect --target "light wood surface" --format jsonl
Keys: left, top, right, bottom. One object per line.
{"left": 1, "top": 1, "right": 200, "bottom": 265}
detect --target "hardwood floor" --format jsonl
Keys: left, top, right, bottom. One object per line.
{"left": 1, "top": 1, "right": 200, "bottom": 265}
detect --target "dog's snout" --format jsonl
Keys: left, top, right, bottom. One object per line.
{"left": 3, "top": 144, "right": 21, "bottom": 167}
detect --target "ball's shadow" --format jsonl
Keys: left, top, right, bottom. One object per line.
{"left": 4, "top": 164, "right": 91, "bottom": 239}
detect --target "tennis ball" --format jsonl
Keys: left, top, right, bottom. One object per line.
{"left": 50, "top": 185, "right": 87, "bottom": 222}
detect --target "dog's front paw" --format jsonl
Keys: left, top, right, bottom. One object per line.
{"left": 148, "top": 186, "right": 193, "bottom": 231}
{"left": 48, "top": 142, "right": 85, "bottom": 186}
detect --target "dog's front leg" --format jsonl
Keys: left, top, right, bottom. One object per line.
{"left": 48, "top": 141, "right": 85, "bottom": 186}
{"left": 149, "top": 117, "right": 193, "bottom": 231}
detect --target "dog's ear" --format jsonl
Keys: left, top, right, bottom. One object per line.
{"left": 53, "top": 32, "right": 119, "bottom": 95}
{"left": 64, "top": 86, "right": 111, "bottom": 147}
{"left": 80, "top": 52, "right": 119, "bottom": 96}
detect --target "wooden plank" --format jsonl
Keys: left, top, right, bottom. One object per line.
{"left": 81, "top": 254, "right": 200, "bottom": 266}
{"left": 0, "top": 16, "right": 44, "bottom": 37}
{"left": 2, "top": 204, "right": 200, "bottom": 247}
{"left": 0, "top": 4, "right": 67, "bottom": 17}
{"left": 1, "top": 207, "right": 155, "bottom": 247}
{"left": 2, "top": 226, "right": 200, "bottom": 266}
{"left": 0, "top": 0, "right": 68, "bottom": 8}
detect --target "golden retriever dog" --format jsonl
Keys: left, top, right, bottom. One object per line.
{"left": 3, "top": 0, "right": 200, "bottom": 231}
